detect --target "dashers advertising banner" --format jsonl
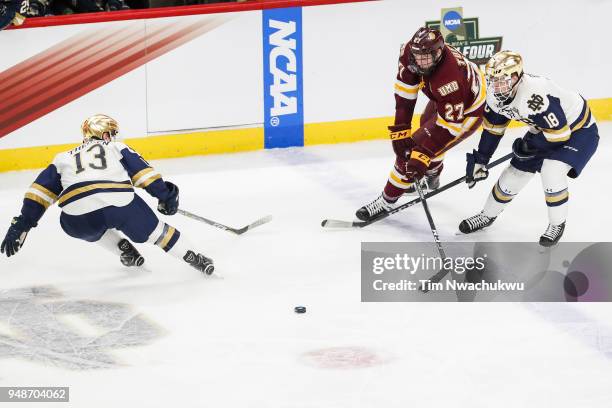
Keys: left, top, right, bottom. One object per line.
{"left": 262, "top": 7, "right": 304, "bottom": 149}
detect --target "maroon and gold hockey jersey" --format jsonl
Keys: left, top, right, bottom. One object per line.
{"left": 394, "top": 45, "right": 486, "bottom": 141}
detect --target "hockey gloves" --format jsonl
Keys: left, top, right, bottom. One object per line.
{"left": 512, "top": 133, "right": 538, "bottom": 161}
{"left": 404, "top": 150, "right": 431, "bottom": 182}
{"left": 465, "top": 150, "right": 490, "bottom": 189}
{"left": 389, "top": 124, "right": 415, "bottom": 159}
{"left": 157, "top": 181, "right": 179, "bottom": 216}
{"left": 1, "top": 215, "right": 35, "bottom": 257}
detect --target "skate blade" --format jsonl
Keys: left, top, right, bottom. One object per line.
{"left": 455, "top": 230, "right": 484, "bottom": 236}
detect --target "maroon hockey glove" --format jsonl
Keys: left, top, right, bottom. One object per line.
{"left": 404, "top": 149, "right": 432, "bottom": 182}
{"left": 389, "top": 124, "right": 414, "bottom": 159}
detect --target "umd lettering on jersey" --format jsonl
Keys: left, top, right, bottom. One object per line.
{"left": 437, "top": 81, "right": 459, "bottom": 97}
{"left": 269, "top": 19, "right": 297, "bottom": 117}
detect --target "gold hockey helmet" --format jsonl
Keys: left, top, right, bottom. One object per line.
{"left": 485, "top": 51, "right": 524, "bottom": 103}
{"left": 81, "top": 114, "right": 119, "bottom": 142}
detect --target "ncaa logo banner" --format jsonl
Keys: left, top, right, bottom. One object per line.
{"left": 262, "top": 7, "right": 304, "bottom": 148}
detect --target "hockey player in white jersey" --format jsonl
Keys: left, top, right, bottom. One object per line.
{"left": 1, "top": 114, "right": 214, "bottom": 274}
{"left": 459, "top": 51, "right": 599, "bottom": 246}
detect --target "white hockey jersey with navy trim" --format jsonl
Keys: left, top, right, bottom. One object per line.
{"left": 21, "top": 140, "right": 166, "bottom": 220}
{"left": 483, "top": 73, "right": 595, "bottom": 143}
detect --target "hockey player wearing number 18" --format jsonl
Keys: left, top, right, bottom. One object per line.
{"left": 460, "top": 51, "right": 599, "bottom": 246}
{"left": 1, "top": 114, "right": 214, "bottom": 274}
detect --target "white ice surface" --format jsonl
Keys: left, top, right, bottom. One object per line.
{"left": 0, "top": 124, "right": 611, "bottom": 407}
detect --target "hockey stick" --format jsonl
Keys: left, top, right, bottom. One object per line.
{"left": 178, "top": 209, "right": 273, "bottom": 235}
{"left": 321, "top": 152, "right": 513, "bottom": 229}
{"left": 413, "top": 180, "right": 450, "bottom": 293}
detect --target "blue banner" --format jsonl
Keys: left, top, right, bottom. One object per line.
{"left": 262, "top": 7, "right": 304, "bottom": 149}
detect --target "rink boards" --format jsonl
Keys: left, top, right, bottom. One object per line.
{"left": 0, "top": 0, "right": 610, "bottom": 171}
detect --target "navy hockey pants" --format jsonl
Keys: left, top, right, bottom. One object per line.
{"left": 60, "top": 194, "right": 159, "bottom": 243}
{"left": 511, "top": 123, "right": 599, "bottom": 178}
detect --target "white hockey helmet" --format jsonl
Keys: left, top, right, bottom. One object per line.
{"left": 485, "top": 51, "right": 524, "bottom": 103}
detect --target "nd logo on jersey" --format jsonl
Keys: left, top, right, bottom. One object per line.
{"left": 262, "top": 7, "right": 304, "bottom": 148}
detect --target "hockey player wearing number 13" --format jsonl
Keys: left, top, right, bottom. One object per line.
{"left": 1, "top": 114, "right": 215, "bottom": 274}
{"left": 460, "top": 51, "right": 599, "bottom": 246}
{"left": 356, "top": 27, "right": 486, "bottom": 221}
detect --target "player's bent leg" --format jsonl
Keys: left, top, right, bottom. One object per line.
{"left": 60, "top": 209, "right": 144, "bottom": 267}
{"left": 483, "top": 164, "right": 534, "bottom": 218}
{"left": 95, "top": 230, "right": 124, "bottom": 255}
{"left": 60, "top": 211, "right": 107, "bottom": 242}
{"left": 115, "top": 195, "right": 214, "bottom": 274}
{"left": 145, "top": 222, "right": 214, "bottom": 275}
{"left": 405, "top": 115, "right": 480, "bottom": 197}
{"left": 459, "top": 164, "right": 534, "bottom": 234}
{"left": 164, "top": 232, "right": 214, "bottom": 275}
{"left": 356, "top": 154, "right": 445, "bottom": 221}
{"left": 356, "top": 157, "right": 408, "bottom": 221}
{"left": 539, "top": 159, "right": 572, "bottom": 246}
{"left": 96, "top": 229, "right": 145, "bottom": 267}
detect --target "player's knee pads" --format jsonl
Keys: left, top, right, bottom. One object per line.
{"left": 541, "top": 160, "right": 571, "bottom": 189}
{"left": 147, "top": 221, "right": 181, "bottom": 252}
{"left": 541, "top": 160, "right": 571, "bottom": 208}
{"left": 490, "top": 165, "right": 533, "bottom": 204}
{"left": 497, "top": 165, "right": 534, "bottom": 194}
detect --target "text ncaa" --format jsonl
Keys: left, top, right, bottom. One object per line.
{"left": 262, "top": 7, "right": 304, "bottom": 149}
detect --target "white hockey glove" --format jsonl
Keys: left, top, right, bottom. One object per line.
{"left": 465, "top": 150, "right": 489, "bottom": 189}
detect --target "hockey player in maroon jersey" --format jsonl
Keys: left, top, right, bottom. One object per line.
{"left": 356, "top": 27, "right": 487, "bottom": 221}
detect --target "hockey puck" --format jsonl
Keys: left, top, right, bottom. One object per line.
{"left": 294, "top": 306, "right": 306, "bottom": 314}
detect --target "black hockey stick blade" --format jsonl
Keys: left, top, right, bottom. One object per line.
{"left": 321, "top": 152, "right": 513, "bottom": 229}
{"left": 178, "top": 209, "right": 273, "bottom": 235}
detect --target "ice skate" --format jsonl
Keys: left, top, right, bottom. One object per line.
{"left": 404, "top": 173, "right": 440, "bottom": 195}
{"left": 118, "top": 238, "right": 145, "bottom": 267}
{"left": 355, "top": 194, "right": 398, "bottom": 221}
{"left": 459, "top": 212, "right": 497, "bottom": 234}
{"left": 539, "top": 222, "right": 565, "bottom": 247}
{"left": 184, "top": 250, "right": 215, "bottom": 275}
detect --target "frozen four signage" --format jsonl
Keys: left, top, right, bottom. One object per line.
{"left": 426, "top": 6, "right": 503, "bottom": 65}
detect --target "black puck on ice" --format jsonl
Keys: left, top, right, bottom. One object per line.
{"left": 294, "top": 306, "right": 306, "bottom": 314}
